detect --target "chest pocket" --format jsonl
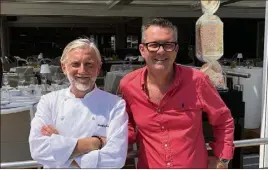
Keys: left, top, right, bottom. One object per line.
{"left": 164, "top": 102, "right": 203, "bottom": 130}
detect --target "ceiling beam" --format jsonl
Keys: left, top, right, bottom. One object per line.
{"left": 220, "top": 0, "right": 243, "bottom": 7}
{"left": 107, "top": 0, "right": 133, "bottom": 9}
{"left": 192, "top": 0, "right": 243, "bottom": 11}
{"left": 1, "top": 2, "right": 265, "bottom": 18}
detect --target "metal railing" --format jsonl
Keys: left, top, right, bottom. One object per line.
{"left": 183, "top": 65, "right": 251, "bottom": 78}
{"left": 1, "top": 138, "right": 268, "bottom": 169}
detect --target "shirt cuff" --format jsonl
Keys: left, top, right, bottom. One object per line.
{"left": 209, "top": 142, "right": 235, "bottom": 160}
{"left": 74, "top": 150, "right": 100, "bottom": 168}
{"left": 50, "top": 134, "right": 78, "bottom": 165}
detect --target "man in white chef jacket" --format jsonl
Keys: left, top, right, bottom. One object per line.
{"left": 29, "top": 38, "right": 128, "bottom": 168}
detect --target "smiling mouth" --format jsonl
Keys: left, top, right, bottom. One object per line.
{"left": 76, "top": 77, "right": 90, "bottom": 81}
{"left": 76, "top": 76, "right": 89, "bottom": 78}
{"left": 154, "top": 58, "right": 168, "bottom": 62}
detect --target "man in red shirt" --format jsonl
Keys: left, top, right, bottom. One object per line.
{"left": 119, "top": 18, "right": 234, "bottom": 168}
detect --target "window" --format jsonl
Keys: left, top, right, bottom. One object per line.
{"left": 127, "top": 35, "right": 138, "bottom": 49}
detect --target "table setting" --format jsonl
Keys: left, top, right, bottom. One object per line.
{"left": 1, "top": 72, "right": 69, "bottom": 117}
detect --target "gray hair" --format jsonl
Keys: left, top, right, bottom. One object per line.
{"left": 60, "top": 38, "right": 102, "bottom": 65}
{"left": 141, "top": 18, "right": 178, "bottom": 43}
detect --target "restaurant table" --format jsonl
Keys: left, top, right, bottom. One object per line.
{"left": 1, "top": 97, "right": 39, "bottom": 162}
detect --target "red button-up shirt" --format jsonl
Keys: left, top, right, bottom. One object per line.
{"left": 119, "top": 64, "right": 235, "bottom": 168}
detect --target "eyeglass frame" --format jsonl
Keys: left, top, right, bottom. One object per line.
{"left": 142, "top": 41, "right": 178, "bottom": 52}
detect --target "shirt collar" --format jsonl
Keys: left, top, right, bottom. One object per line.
{"left": 65, "top": 84, "right": 98, "bottom": 99}
{"left": 140, "top": 63, "right": 182, "bottom": 92}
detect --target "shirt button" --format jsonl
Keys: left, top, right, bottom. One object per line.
{"left": 161, "top": 126, "right": 165, "bottom": 130}
{"left": 164, "top": 144, "right": 168, "bottom": 147}
{"left": 156, "top": 108, "right": 161, "bottom": 113}
{"left": 167, "top": 162, "right": 171, "bottom": 166}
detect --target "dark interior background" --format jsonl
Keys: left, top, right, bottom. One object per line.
{"left": 7, "top": 17, "right": 265, "bottom": 63}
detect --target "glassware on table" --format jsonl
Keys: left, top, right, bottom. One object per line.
{"left": 1, "top": 88, "right": 10, "bottom": 105}
{"left": 30, "top": 77, "right": 38, "bottom": 85}
{"left": 3, "top": 74, "right": 9, "bottom": 87}
{"left": 40, "top": 74, "right": 47, "bottom": 84}
{"left": 34, "top": 85, "right": 42, "bottom": 97}
{"left": 28, "top": 77, "right": 38, "bottom": 95}
{"left": 52, "top": 72, "right": 61, "bottom": 85}
{"left": 18, "top": 74, "right": 25, "bottom": 87}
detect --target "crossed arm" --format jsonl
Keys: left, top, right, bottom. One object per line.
{"left": 29, "top": 96, "right": 128, "bottom": 168}
{"left": 41, "top": 125, "right": 106, "bottom": 167}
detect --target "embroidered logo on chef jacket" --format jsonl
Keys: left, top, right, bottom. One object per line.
{"left": 97, "top": 124, "right": 109, "bottom": 128}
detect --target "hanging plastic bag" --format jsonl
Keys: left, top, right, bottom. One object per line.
{"left": 196, "top": 0, "right": 223, "bottom": 62}
{"left": 200, "top": 60, "right": 227, "bottom": 89}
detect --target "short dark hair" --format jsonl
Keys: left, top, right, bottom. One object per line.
{"left": 141, "top": 18, "right": 178, "bottom": 43}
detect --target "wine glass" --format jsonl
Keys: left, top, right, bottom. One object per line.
{"left": 2, "top": 75, "right": 9, "bottom": 87}
{"left": 52, "top": 72, "right": 61, "bottom": 85}
{"left": 1, "top": 88, "right": 10, "bottom": 105}
{"left": 28, "top": 77, "right": 38, "bottom": 95}
{"left": 30, "top": 77, "right": 37, "bottom": 85}
{"left": 18, "top": 74, "right": 25, "bottom": 87}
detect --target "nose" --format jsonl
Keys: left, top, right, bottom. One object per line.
{"left": 157, "top": 45, "right": 165, "bottom": 55}
{"left": 78, "top": 64, "right": 87, "bottom": 73}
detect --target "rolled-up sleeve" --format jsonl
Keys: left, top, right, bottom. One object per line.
{"left": 29, "top": 95, "right": 78, "bottom": 168}
{"left": 74, "top": 99, "right": 128, "bottom": 168}
{"left": 198, "top": 75, "right": 235, "bottom": 159}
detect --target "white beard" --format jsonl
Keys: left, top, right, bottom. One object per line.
{"left": 66, "top": 71, "right": 97, "bottom": 92}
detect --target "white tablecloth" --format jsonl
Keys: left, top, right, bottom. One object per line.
{"left": 1, "top": 96, "right": 40, "bottom": 119}
{"left": 104, "top": 71, "right": 130, "bottom": 94}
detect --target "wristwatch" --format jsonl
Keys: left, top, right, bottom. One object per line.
{"left": 219, "top": 158, "right": 230, "bottom": 165}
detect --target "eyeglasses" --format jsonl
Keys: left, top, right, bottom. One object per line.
{"left": 143, "top": 42, "right": 178, "bottom": 52}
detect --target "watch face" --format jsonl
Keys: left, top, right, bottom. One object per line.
{"left": 220, "top": 158, "right": 230, "bottom": 164}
